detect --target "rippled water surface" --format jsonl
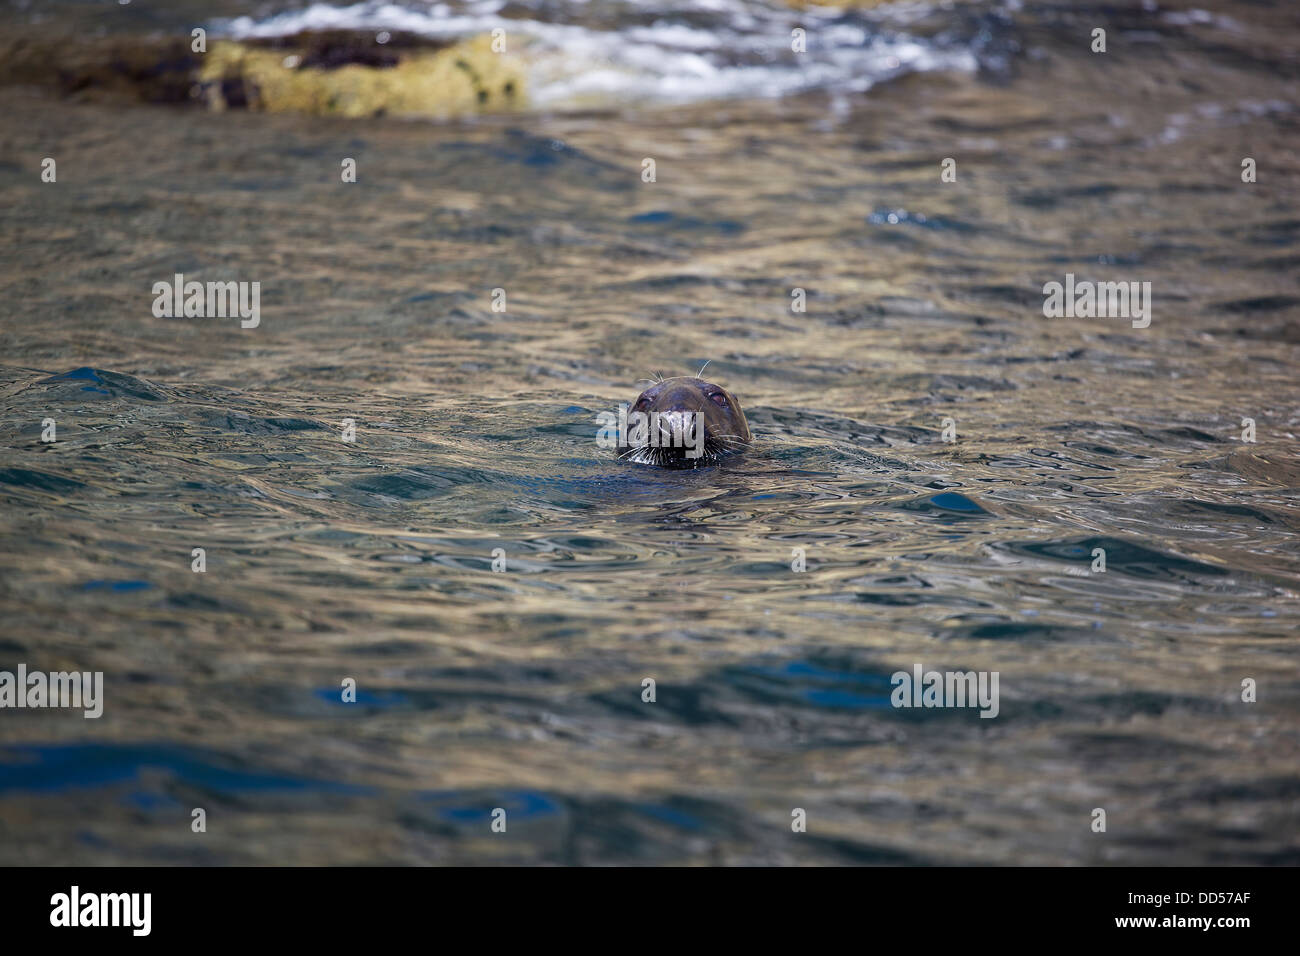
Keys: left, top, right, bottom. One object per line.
{"left": 1, "top": 0, "right": 1298, "bottom": 864}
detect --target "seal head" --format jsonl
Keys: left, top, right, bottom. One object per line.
{"left": 619, "top": 376, "right": 752, "bottom": 468}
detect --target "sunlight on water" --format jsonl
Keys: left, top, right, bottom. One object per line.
{"left": 0, "top": 0, "right": 1297, "bottom": 865}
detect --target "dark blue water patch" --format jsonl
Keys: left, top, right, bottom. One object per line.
{"left": 415, "top": 788, "right": 561, "bottom": 825}
{"left": 628, "top": 211, "right": 746, "bottom": 235}
{"left": 0, "top": 743, "right": 370, "bottom": 796}
{"left": 899, "top": 492, "right": 991, "bottom": 519}
{"left": 783, "top": 659, "right": 893, "bottom": 689}
{"left": 936, "top": 620, "right": 1102, "bottom": 643}
{"left": 313, "top": 686, "right": 411, "bottom": 709}
{"left": 0, "top": 468, "right": 85, "bottom": 493}
{"left": 82, "top": 579, "right": 153, "bottom": 593}
{"left": 634, "top": 801, "right": 705, "bottom": 831}
{"left": 75, "top": 829, "right": 112, "bottom": 848}
{"left": 995, "top": 536, "right": 1228, "bottom": 580}
{"left": 49, "top": 366, "right": 97, "bottom": 380}
{"left": 440, "top": 130, "right": 628, "bottom": 189}
{"left": 34, "top": 367, "right": 166, "bottom": 402}
{"left": 803, "top": 687, "right": 893, "bottom": 709}
{"left": 507, "top": 130, "right": 609, "bottom": 169}
{"left": 933, "top": 491, "right": 989, "bottom": 515}
{"left": 707, "top": 654, "right": 1007, "bottom": 727}
{"left": 736, "top": 659, "right": 896, "bottom": 711}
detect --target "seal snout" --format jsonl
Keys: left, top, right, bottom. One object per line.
{"left": 653, "top": 408, "right": 699, "bottom": 447}
{"left": 619, "top": 374, "right": 752, "bottom": 468}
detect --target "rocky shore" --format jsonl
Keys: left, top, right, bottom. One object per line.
{"left": 0, "top": 28, "right": 524, "bottom": 118}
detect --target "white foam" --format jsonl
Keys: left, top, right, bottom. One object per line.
{"left": 216, "top": 0, "right": 977, "bottom": 109}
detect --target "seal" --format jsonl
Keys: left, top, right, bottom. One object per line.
{"left": 619, "top": 372, "right": 752, "bottom": 468}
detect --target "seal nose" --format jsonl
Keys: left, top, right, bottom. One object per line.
{"left": 655, "top": 409, "right": 696, "bottom": 446}
{"left": 650, "top": 386, "right": 706, "bottom": 446}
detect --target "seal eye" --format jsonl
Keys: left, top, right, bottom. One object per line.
{"left": 709, "top": 392, "right": 729, "bottom": 408}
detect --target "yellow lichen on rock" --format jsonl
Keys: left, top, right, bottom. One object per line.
{"left": 199, "top": 34, "right": 524, "bottom": 118}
